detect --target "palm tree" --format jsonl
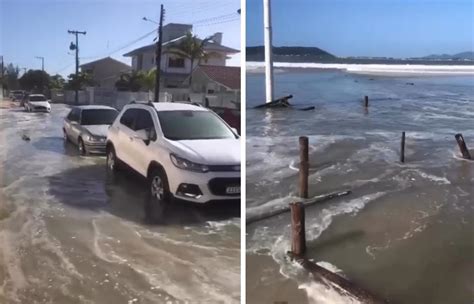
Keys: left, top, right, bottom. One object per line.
{"left": 167, "top": 32, "right": 216, "bottom": 87}
{"left": 139, "top": 69, "right": 156, "bottom": 92}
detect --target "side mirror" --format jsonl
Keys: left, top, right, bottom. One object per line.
{"left": 134, "top": 129, "right": 150, "bottom": 141}
{"left": 231, "top": 127, "right": 239, "bottom": 134}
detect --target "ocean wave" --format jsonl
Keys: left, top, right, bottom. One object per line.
{"left": 300, "top": 280, "right": 362, "bottom": 304}
{"left": 247, "top": 61, "right": 474, "bottom": 75}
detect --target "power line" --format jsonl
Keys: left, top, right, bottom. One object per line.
{"left": 79, "top": 28, "right": 156, "bottom": 61}
{"left": 191, "top": 12, "right": 238, "bottom": 25}
{"left": 64, "top": 8, "right": 239, "bottom": 69}
{"left": 193, "top": 16, "right": 240, "bottom": 27}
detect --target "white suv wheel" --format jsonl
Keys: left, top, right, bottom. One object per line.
{"left": 106, "top": 149, "right": 120, "bottom": 172}
{"left": 151, "top": 176, "right": 165, "bottom": 201}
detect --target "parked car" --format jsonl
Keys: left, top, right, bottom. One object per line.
{"left": 63, "top": 105, "right": 119, "bottom": 155}
{"left": 20, "top": 94, "right": 29, "bottom": 108}
{"left": 106, "top": 101, "right": 241, "bottom": 219}
{"left": 25, "top": 94, "right": 51, "bottom": 112}
{"left": 10, "top": 90, "right": 25, "bottom": 101}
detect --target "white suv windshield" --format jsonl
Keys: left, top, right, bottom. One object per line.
{"left": 29, "top": 95, "right": 46, "bottom": 101}
{"left": 157, "top": 110, "right": 235, "bottom": 140}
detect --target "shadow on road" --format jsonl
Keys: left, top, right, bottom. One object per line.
{"left": 48, "top": 164, "right": 240, "bottom": 226}
{"left": 33, "top": 136, "right": 81, "bottom": 156}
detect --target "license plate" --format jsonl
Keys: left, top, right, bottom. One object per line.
{"left": 226, "top": 186, "right": 240, "bottom": 194}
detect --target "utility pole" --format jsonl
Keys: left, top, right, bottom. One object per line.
{"left": 68, "top": 30, "right": 86, "bottom": 104}
{"left": 0, "top": 56, "right": 4, "bottom": 98}
{"left": 154, "top": 4, "right": 165, "bottom": 103}
{"left": 35, "top": 56, "right": 45, "bottom": 94}
{"left": 263, "top": 0, "right": 275, "bottom": 103}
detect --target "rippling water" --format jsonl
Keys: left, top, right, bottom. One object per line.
{"left": 246, "top": 69, "right": 474, "bottom": 304}
{"left": 0, "top": 103, "right": 240, "bottom": 303}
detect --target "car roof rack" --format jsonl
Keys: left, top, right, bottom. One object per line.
{"left": 129, "top": 100, "right": 155, "bottom": 107}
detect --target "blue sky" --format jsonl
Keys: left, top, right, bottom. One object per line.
{"left": 1, "top": 0, "right": 241, "bottom": 77}
{"left": 246, "top": 0, "right": 474, "bottom": 58}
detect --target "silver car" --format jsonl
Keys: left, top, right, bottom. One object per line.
{"left": 63, "top": 105, "right": 119, "bottom": 155}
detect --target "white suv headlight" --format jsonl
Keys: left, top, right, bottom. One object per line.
{"left": 170, "top": 153, "right": 209, "bottom": 173}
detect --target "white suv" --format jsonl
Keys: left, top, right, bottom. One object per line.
{"left": 106, "top": 102, "right": 240, "bottom": 218}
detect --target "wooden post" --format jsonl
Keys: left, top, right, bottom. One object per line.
{"left": 299, "top": 136, "right": 309, "bottom": 198}
{"left": 364, "top": 96, "right": 369, "bottom": 107}
{"left": 290, "top": 202, "right": 306, "bottom": 256}
{"left": 455, "top": 134, "right": 472, "bottom": 160}
{"left": 400, "top": 131, "right": 405, "bottom": 163}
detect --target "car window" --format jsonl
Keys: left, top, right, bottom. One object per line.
{"left": 80, "top": 109, "right": 118, "bottom": 125}
{"left": 29, "top": 95, "right": 46, "bottom": 102}
{"left": 69, "top": 108, "right": 80, "bottom": 122}
{"left": 135, "top": 109, "right": 157, "bottom": 140}
{"left": 120, "top": 109, "right": 139, "bottom": 130}
{"left": 66, "top": 110, "right": 74, "bottom": 121}
{"left": 134, "top": 109, "right": 155, "bottom": 131}
{"left": 157, "top": 110, "right": 236, "bottom": 140}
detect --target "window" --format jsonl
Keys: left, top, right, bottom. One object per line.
{"left": 157, "top": 110, "right": 236, "bottom": 140}
{"left": 137, "top": 54, "right": 143, "bottom": 70}
{"left": 68, "top": 108, "right": 81, "bottom": 122}
{"left": 120, "top": 109, "right": 139, "bottom": 129}
{"left": 29, "top": 95, "right": 46, "bottom": 101}
{"left": 134, "top": 109, "right": 154, "bottom": 131}
{"left": 135, "top": 109, "right": 157, "bottom": 140}
{"left": 80, "top": 109, "right": 118, "bottom": 125}
{"left": 168, "top": 57, "right": 185, "bottom": 68}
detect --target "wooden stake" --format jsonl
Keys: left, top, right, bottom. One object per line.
{"left": 299, "top": 136, "right": 309, "bottom": 198}
{"left": 400, "top": 131, "right": 405, "bottom": 163}
{"left": 364, "top": 96, "right": 369, "bottom": 107}
{"left": 246, "top": 190, "right": 351, "bottom": 224}
{"left": 455, "top": 133, "right": 471, "bottom": 160}
{"left": 290, "top": 202, "right": 306, "bottom": 256}
{"left": 287, "top": 252, "right": 389, "bottom": 303}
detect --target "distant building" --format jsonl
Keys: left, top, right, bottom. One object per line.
{"left": 80, "top": 57, "right": 131, "bottom": 88}
{"left": 186, "top": 65, "right": 240, "bottom": 110}
{"left": 188, "top": 65, "right": 240, "bottom": 94}
{"left": 123, "top": 23, "right": 239, "bottom": 88}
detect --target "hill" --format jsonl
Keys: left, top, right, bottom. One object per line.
{"left": 420, "top": 51, "right": 474, "bottom": 61}
{"left": 246, "top": 46, "right": 336, "bottom": 62}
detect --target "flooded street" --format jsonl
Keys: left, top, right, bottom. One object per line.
{"left": 0, "top": 103, "right": 240, "bottom": 304}
{"left": 246, "top": 70, "right": 474, "bottom": 304}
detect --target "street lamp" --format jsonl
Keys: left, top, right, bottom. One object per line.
{"left": 142, "top": 17, "right": 159, "bottom": 25}
{"left": 35, "top": 56, "right": 44, "bottom": 71}
{"left": 35, "top": 56, "right": 45, "bottom": 95}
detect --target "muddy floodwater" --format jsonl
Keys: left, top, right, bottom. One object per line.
{"left": 0, "top": 103, "right": 240, "bottom": 303}
{"left": 246, "top": 70, "right": 473, "bottom": 304}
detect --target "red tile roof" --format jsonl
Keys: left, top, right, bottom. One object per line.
{"left": 197, "top": 65, "right": 240, "bottom": 90}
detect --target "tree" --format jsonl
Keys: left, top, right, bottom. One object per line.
{"left": 19, "top": 69, "right": 49, "bottom": 93}
{"left": 49, "top": 74, "right": 65, "bottom": 90}
{"left": 167, "top": 32, "right": 216, "bottom": 87}
{"left": 64, "top": 72, "right": 95, "bottom": 91}
{"left": 115, "top": 71, "right": 143, "bottom": 92}
{"left": 2, "top": 64, "right": 20, "bottom": 91}
{"left": 115, "top": 70, "right": 156, "bottom": 92}
{"left": 139, "top": 69, "right": 156, "bottom": 92}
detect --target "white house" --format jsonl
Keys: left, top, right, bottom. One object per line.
{"left": 187, "top": 65, "right": 240, "bottom": 94}
{"left": 186, "top": 65, "right": 240, "bottom": 109}
{"left": 123, "top": 23, "right": 239, "bottom": 88}
{"left": 80, "top": 57, "right": 131, "bottom": 88}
